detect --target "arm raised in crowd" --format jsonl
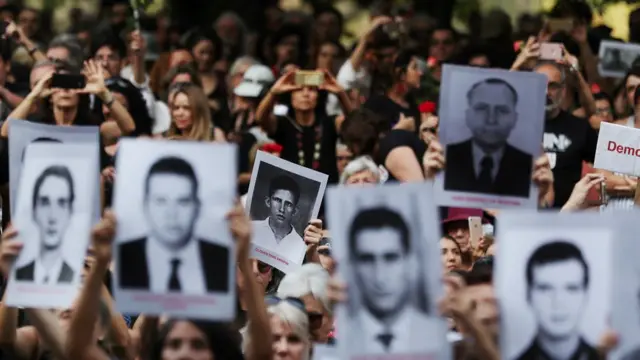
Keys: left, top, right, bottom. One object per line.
{"left": 228, "top": 201, "right": 272, "bottom": 360}
{"left": 65, "top": 211, "right": 118, "bottom": 360}
{"left": 255, "top": 71, "right": 300, "bottom": 135}
{"left": 1, "top": 70, "right": 54, "bottom": 137}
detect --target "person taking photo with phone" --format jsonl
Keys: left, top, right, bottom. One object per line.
{"left": 256, "top": 69, "right": 353, "bottom": 183}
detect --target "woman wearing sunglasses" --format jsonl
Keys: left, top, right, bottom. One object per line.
{"left": 244, "top": 297, "right": 312, "bottom": 360}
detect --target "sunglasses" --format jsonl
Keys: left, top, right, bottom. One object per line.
{"left": 265, "top": 295, "right": 323, "bottom": 330}
{"left": 257, "top": 261, "right": 272, "bottom": 274}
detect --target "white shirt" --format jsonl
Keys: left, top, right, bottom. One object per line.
{"left": 34, "top": 255, "right": 64, "bottom": 284}
{"left": 354, "top": 306, "right": 440, "bottom": 354}
{"left": 146, "top": 237, "right": 206, "bottom": 294}
{"left": 327, "top": 59, "right": 371, "bottom": 116}
{"left": 472, "top": 142, "right": 504, "bottom": 180}
{"left": 252, "top": 217, "right": 305, "bottom": 263}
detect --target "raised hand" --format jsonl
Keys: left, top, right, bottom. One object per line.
{"left": 80, "top": 60, "right": 108, "bottom": 97}
{"left": 423, "top": 140, "right": 445, "bottom": 180}
{"left": 319, "top": 69, "right": 343, "bottom": 94}
{"left": 270, "top": 71, "right": 301, "bottom": 95}
{"left": 227, "top": 199, "right": 252, "bottom": 262}
{"left": 0, "top": 227, "right": 23, "bottom": 279}
{"left": 91, "top": 210, "right": 117, "bottom": 263}
{"left": 303, "top": 219, "right": 323, "bottom": 246}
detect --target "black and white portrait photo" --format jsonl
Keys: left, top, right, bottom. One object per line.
{"left": 611, "top": 212, "right": 640, "bottom": 360}
{"left": 327, "top": 182, "right": 448, "bottom": 359}
{"left": 434, "top": 65, "right": 547, "bottom": 209}
{"left": 598, "top": 41, "right": 640, "bottom": 78}
{"left": 245, "top": 151, "right": 328, "bottom": 273}
{"left": 496, "top": 212, "right": 612, "bottom": 360}
{"left": 112, "top": 139, "right": 237, "bottom": 320}
{"left": 8, "top": 120, "right": 100, "bottom": 218}
{"left": 4, "top": 143, "right": 97, "bottom": 309}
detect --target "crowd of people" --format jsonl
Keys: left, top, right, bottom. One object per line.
{"left": 0, "top": 0, "right": 635, "bottom": 359}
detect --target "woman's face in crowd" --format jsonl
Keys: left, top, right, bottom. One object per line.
{"left": 446, "top": 221, "right": 470, "bottom": 253}
{"left": 291, "top": 86, "right": 318, "bottom": 112}
{"left": 404, "top": 58, "right": 423, "bottom": 89}
{"left": 626, "top": 74, "right": 640, "bottom": 106}
{"left": 193, "top": 39, "right": 215, "bottom": 72}
{"left": 317, "top": 43, "right": 340, "bottom": 72}
{"left": 169, "top": 49, "right": 194, "bottom": 69}
{"left": 172, "top": 92, "right": 193, "bottom": 131}
{"left": 594, "top": 98, "right": 613, "bottom": 124}
{"left": 271, "top": 316, "right": 306, "bottom": 360}
{"left": 440, "top": 237, "right": 462, "bottom": 273}
{"left": 52, "top": 87, "right": 79, "bottom": 108}
{"left": 336, "top": 146, "right": 353, "bottom": 175}
{"left": 162, "top": 321, "right": 213, "bottom": 360}
{"left": 345, "top": 170, "right": 378, "bottom": 186}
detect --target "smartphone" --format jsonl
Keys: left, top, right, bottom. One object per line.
{"left": 468, "top": 217, "right": 482, "bottom": 248}
{"left": 51, "top": 73, "right": 86, "bottom": 89}
{"left": 319, "top": 237, "right": 331, "bottom": 248}
{"left": 540, "top": 43, "right": 563, "bottom": 60}
{"left": 548, "top": 18, "right": 574, "bottom": 33}
{"left": 295, "top": 71, "right": 324, "bottom": 87}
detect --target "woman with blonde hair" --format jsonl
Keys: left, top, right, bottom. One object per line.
{"left": 167, "top": 84, "right": 226, "bottom": 142}
{"left": 243, "top": 298, "right": 312, "bottom": 360}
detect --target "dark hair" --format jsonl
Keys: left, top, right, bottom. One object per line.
{"left": 21, "top": 137, "right": 62, "bottom": 162}
{"left": 549, "top": 31, "right": 581, "bottom": 59}
{"left": 340, "top": 108, "right": 387, "bottom": 157}
{"left": 268, "top": 175, "right": 300, "bottom": 205}
{"left": 144, "top": 156, "right": 198, "bottom": 198}
{"left": 467, "top": 78, "right": 518, "bottom": 105}
{"left": 464, "top": 265, "right": 493, "bottom": 286}
{"left": 105, "top": 77, "right": 153, "bottom": 136}
{"left": 526, "top": 241, "right": 589, "bottom": 288}
{"left": 150, "top": 320, "right": 243, "bottom": 360}
{"left": 184, "top": 28, "right": 223, "bottom": 63}
{"left": 91, "top": 34, "right": 127, "bottom": 59}
{"left": 348, "top": 207, "right": 410, "bottom": 256}
{"left": 313, "top": 5, "right": 344, "bottom": 31}
{"left": 32, "top": 165, "right": 75, "bottom": 211}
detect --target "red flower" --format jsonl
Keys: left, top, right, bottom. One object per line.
{"left": 590, "top": 83, "right": 601, "bottom": 94}
{"left": 419, "top": 101, "right": 436, "bottom": 114}
{"left": 260, "top": 143, "right": 283, "bottom": 154}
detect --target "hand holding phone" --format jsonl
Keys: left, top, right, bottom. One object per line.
{"left": 295, "top": 71, "right": 324, "bottom": 87}
{"left": 468, "top": 217, "right": 482, "bottom": 249}
{"left": 540, "top": 43, "right": 563, "bottom": 61}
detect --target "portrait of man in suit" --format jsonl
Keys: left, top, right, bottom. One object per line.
{"left": 252, "top": 174, "right": 305, "bottom": 261}
{"left": 348, "top": 207, "right": 437, "bottom": 354}
{"left": 444, "top": 77, "right": 532, "bottom": 198}
{"left": 118, "top": 156, "right": 229, "bottom": 294}
{"left": 515, "top": 241, "right": 598, "bottom": 360}
{"left": 15, "top": 165, "right": 75, "bottom": 284}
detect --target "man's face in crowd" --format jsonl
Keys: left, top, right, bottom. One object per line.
{"left": 144, "top": 173, "right": 199, "bottom": 248}
{"left": 429, "top": 29, "right": 455, "bottom": 62}
{"left": 535, "top": 64, "right": 565, "bottom": 115}
{"left": 34, "top": 175, "right": 72, "bottom": 249}
{"left": 528, "top": 259, "right": 587, "bottom": 340}
{"left": 446, "top": 220, "right": 470, "bottom": 252}
{"left": 594, "top": 98, "right": 613, "bottom": 124}
{"left": 265, "top": 189, "right": 296, "bottom": 228}
{"left": 353, "top": 227, "right": 409, "bottom": 317}
{"left": 95, "top": 45, "right": 122, "bottom": 78}
{"left": 18, "top": 9, "right": 38, "bottom": 38}
{"left": 336, "top": 146, "right": 353, "bottom": 175}
{"left": 465, "top": 82, "right": 517, "bottom": 151}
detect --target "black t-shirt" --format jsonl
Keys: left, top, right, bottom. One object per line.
{"left": 271, "top": 114, "right": 339, "bottom": 183}
{"left": 543, "top": 110, "right": 598, "bottom": 208}
{"left": 377, "top": 129, "right": 426, "bottom": 182}
{"left": 363, "top": 94, "right": 421, "bottom": 131}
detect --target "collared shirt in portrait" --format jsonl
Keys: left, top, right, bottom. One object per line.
{"left": 472, "top": 142, "right": 504, "bottom": 180}
{"left": 252, "top": 217, "right": 305, "bottom": 263}
{"left": 352, "top": 306, "right": 440, "bottom": 355}
{"left": 34, "top": 255, "right": 65, "bottom": 284}
{"left": 145, "top": 236, "right": 205, "bottom": 294}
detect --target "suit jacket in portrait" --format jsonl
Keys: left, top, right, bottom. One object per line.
{"left": 622, "top": 347, "right": 640, "bottom": 360}
{"left": 349, "top": 306, "right": 441, "bottom": 355}
{"left": 118, "top": 237, "right": 229, "bottom": 293}
{"left": 15, "top": 260, "right": 74, "bottom": 283}
{"left": 444, "top": 139, "right": 532, "bottom": 198}
{"left": 514, "top": 337, "right": 599, "bottom": 360}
